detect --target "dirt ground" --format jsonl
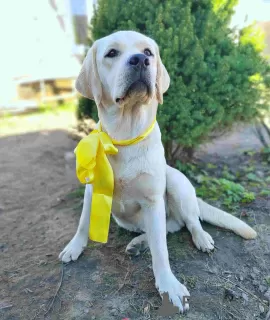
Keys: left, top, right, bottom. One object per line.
{"left": 0, "top": 113, "right": 269, "bottom": 320}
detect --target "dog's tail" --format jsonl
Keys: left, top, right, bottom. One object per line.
{"left": 197, "top": 198, "right": 257, "bottom": 239}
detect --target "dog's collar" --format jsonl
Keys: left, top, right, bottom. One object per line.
{"left": 98, "top": 118, "right": 156, "bottom": 146}
{"left": 74, "top": 118, "right": 156, "bottom": 243}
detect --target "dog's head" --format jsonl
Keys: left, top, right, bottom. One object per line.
{"left": 75, "top": 31, "right": 170, "bottom": 108}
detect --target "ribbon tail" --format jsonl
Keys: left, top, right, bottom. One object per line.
{"left": 89, "top": 193, "right": 112, "bottom": 243}
{"left": 89, "top": 144, "right": 114, "bottom": 243}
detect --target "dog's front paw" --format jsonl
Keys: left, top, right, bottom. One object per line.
{"left": 192, "top": 229, "right": 214, "bottom": 252}
{"left": 59, "top": 236, "right": 87, "bottom": 263}
{"left": 156, "top": 272, "right": 190, "bottom": 313}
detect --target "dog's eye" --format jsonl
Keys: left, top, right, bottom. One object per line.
{"left": 144, "top": 48, "right": 153, "bottom": 56}
{"left": 105, "top": 49, "right": 118, "bottom": 58}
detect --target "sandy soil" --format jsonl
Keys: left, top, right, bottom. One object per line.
{"left": 0, "top": 115, "right": 269, "bottom": 320}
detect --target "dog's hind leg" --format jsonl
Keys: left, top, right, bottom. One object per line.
{"left": 125, "top": 217, "right": 181, "bottom": 256}
{"left": 125, "top": 234, "right": 148, "bottom": 256}
{"left": 166, "top": 165, "right": 214, "bottom": 252}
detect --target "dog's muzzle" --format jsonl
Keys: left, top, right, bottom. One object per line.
{"left": 116, "top": 54, "right": 152, "bottom": 104}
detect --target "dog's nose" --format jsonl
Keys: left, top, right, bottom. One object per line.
{"left": 128, "top": 54, "right": 150, "bottom": 67}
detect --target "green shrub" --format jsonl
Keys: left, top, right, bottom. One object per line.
{"left": 77, "top": 0, "right": 270, "bottom": 163}
{"left": 77, "top": 95, "right": 98, "bottom": 122}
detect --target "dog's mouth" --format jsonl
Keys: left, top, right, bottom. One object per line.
{"left": 116, "top": 80, "right": 150, "bottom": 104}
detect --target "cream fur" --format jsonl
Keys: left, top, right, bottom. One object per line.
{"left": 59, "top": 31, "right": 257, "bottom": 313}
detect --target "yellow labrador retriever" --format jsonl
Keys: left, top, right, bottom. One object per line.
{"left": 59, "top": 31, "right": 257, "bottom": 312}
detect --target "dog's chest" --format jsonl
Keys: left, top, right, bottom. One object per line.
{"left": 107, "top": 142, "right": 166, "bottom": 216}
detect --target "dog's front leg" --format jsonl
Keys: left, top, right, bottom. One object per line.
{"left": 59, "top": 184, "right": 92, "bottom": 262}
{"left": 143, "top": 197, "right": 190, "bottom": 313}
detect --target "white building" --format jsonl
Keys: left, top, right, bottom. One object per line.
{"left": 0, "top": 0, "right": 95, "bottom": 110}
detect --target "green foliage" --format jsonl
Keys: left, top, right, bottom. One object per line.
{"left": 265, "top": 276, "right": 270, "bottom": 286}
{"left": 196, "top": 177, "right": 255, "bottom": 210}
{"left": 77, "top": 0, "right": 270, "bottom": 162}
{"left": 261, "top": 147, "right": 270, "bottom": 162}
{"left": 77, "top": 96, "right": 98, "bottom": 122}
{"left": 176, "top": 160, "right": 256, "bottom": 210}
{"left": 259, "top": 189, "right": 270, "bottom": 196}
{"left": 246, "top": 173, "right": 263, "bottom": 183}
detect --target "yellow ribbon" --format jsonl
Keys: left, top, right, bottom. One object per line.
{"left": 74, "top": 118, "right": 156, "bottom": 243}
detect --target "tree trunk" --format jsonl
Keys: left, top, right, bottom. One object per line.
{"left": 165, "top": 141, "right": 195, "bottom": 165}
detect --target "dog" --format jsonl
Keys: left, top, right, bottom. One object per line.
{"left": 59, "top": 30, "right": 257, "bottom": 313}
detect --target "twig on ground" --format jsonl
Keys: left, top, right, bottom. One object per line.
{"left": 31, "top": 263, "right": 65, "bottom": 320}
{"left": 265, "top": 295, "right": 270, "bottom": 320}
{"left": 217, "top": 275, "right": 268, "bottom": 306}
{"left": 114, "top": 269, "right": 130, "bottom": 294}
{"left": 0, "top": 304, "right": 13, "bottom": 310}
{"left": 44, "top": 263, "right": 64, "bottom": 316}
{"left": 50, "top": 198, "right": 66, "bottom": 209}
{"left": 226, "top": 310, "right": 240, "bottom": 320}
{"left": 266, "top": 308, "right": 270, "bottom": 320}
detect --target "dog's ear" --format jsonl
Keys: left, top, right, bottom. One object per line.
{"left": 155, "top": 45, "right": 170, "bottom": 105}
{"left": 75, "top": 41, "right": 102, "bottom": 105}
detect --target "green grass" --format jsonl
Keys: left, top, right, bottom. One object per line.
{"left": 37, "top": 102, "right": 76, "bottom": 114}
{"left": 67, "top": 186, "right": 85, "bottom": 199}
{"left": 180, "top": 274, "right": 198, "bottom": 289}
{"left": 0, "top": 102, "right": 76, "bottom": 137}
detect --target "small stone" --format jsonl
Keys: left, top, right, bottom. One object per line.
{"left": 119, "top": 305, "right": 126, "bottom": 312}
{"left": 252, "top": 280, "right": 259, "bottom": 286}
{"left": 224, "top": 288, "right": 237, "bottom": 300}
{"left": 250, "top": 273, "right": 256, "bottom": 280}
{"left": 0, "top": 243, "right": 8, "bottom": 253}
{"left": 252, "top": 267, "right": 260, "bottom": 274}
{"left": 111, "top": 308, "right": 117, "bottom": 315}
{"left": 64, "top": 152, "right": 75, "bottom": 161}
{"left": 264, "top": 289, "right": 270, "bottom": 301}
{"left": 84, "top": 308, "right": 90, "bottom": 314}
{"left": 259, "top": 285, "right": 267, "bottom": 293}
{"left": 91, "top": 316, "right": 96, "bottom": 320}
{"left": 239, "top": 275, "right": 244, "bottom": 281}
{"left": 91, "top": 271, "right": 102, "bottom": 283}
{"left": 242, "top": 293, "right": 249, "bottom": 302}
{"left": 259, "top": 304, "right": 264, "bottom": 314}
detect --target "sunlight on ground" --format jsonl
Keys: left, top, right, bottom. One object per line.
{"left": 0, "top": 104, "right": 77, "bottom": 137}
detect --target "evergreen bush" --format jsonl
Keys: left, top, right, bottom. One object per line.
{"left": 78, "top": 0, "right": 270, "bottom": 162}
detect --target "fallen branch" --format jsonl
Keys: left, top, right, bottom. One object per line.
{"left": 44, "top": 263, "right": 64, "bottom": 316}
{"left": 31, "top": 263, "right": 65, "bottom": 320}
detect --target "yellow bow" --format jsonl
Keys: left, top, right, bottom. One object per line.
{"left": 74, "top": 119, "right": 156, "bottom": 243}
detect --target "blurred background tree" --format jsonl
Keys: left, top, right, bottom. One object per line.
{"left": 78, "top": 0, "right": 270, "bottom": 163}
